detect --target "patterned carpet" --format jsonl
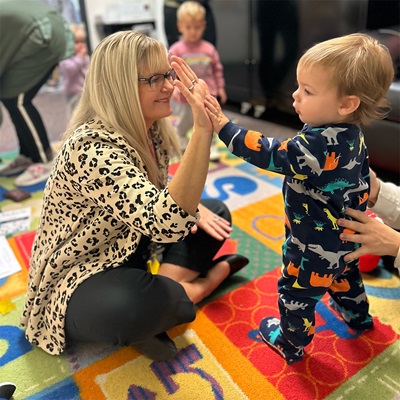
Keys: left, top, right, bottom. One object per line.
{"left": 1, "top": 144, "right": 400, "bottom": 400}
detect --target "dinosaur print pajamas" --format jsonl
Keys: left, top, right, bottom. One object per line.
{"left": 219, "top": 121, "right": 373, "bottom": 361}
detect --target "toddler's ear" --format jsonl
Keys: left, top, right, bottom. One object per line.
{"left": 339, "top": 95, "right": 360, "bottom": 116}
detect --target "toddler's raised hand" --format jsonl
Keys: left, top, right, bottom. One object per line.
{"left": 205, "top": 95, "right": 230, "bottom": 133}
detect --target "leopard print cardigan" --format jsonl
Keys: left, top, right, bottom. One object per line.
{"left": 20, "top": 119, "right": 198, "bottom": 355}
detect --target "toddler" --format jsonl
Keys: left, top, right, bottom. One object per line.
{"left": 205, "top": 33, "right": 394, "bottom": 364}
{"left": 59, "top": 23, "right": 89, "bottom": 111}
{"left": 169, "top": 1, "right": 226, "bottom": 160}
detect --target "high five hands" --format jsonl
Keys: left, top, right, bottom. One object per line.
{"left": 170, "top": 55, "right": 212, "bottom": 132}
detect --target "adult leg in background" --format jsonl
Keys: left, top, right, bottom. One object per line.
{"left": 1, "top": 66, "right": 56, "bottom": 163}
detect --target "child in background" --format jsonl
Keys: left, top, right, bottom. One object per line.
{"left": 59, "top": 24, "right": 89, "bottom": 112}
{"left": 169, "top": 1, "right": 226, "bottom": 161}
{"left": 205, "top": 33, "right": 394, "bottom": 364}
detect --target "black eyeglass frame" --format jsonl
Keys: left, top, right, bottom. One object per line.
{"left": 138, "top": 69, "right": 177, "bottom": 88}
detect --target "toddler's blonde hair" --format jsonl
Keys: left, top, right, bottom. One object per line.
{"left": 70, "top": 23, "right": 86, "bottom": 41}
{"left": 298, "top": 33, "right": 394, "bottom": 125}
{"left": 177, "top": 1, "right": 206, "bottom": 22}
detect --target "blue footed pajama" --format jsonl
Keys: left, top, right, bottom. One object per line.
{"left": 218, "top": 121, "right": 373, "bottom": 364}
{"left": 259, "top": 257, "right": 373, "bottom": 364}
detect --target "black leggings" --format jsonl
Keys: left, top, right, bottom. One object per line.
{"left": 1, "top": 66, "right": 55, "bottom": 163}
{"left": 65, "top": 199, "right": 230, "bottom": 350}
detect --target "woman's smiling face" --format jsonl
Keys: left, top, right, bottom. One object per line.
{"left": 138, "top": 63, "right": 175, "bottom": 130}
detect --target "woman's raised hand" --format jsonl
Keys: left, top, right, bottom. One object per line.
{"left": 170, "top": 55, "right": 212, "bottom": 132}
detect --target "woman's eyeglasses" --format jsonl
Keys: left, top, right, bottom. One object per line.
{"left": 138, "top": 69, "right": 177, "bottom": 90}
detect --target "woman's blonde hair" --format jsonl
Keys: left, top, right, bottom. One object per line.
{"left": 298, "top": 33, "right": 394, "bottom": 125}
{"left": 63, "top": 30, "right": 180, "bottom": 187}
{"left": 177, "top": 1, "right": 206, "bottom": 21}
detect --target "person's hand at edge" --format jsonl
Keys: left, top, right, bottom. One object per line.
{"left": 338, "top": 207, "right": 400, "bottom": 261}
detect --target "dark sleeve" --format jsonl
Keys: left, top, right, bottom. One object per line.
{"left": 219, "top": 121, "right": 328, "bottom": 180}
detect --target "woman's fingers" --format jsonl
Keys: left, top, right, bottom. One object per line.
{"left": 202, "top": 218, "right": 232, "bottom": 241}
{"left": 338, "top": 207, "right": 400, "bottom": 259}
{"left": 206, "top": 95, "right": 220, "bottom": 108}
{"left": 212, "top": 215, "right": 232, "bottom": 230}
{"left": 195, "top": 204, "right": 232, "bottom": 240}
{"left": 170, "top": 56, "right": 212, "bottom": 130}
{"left": 170, "top": 56, "right": 211, "bottom": 101}
{"left": 171, "top": 58, "right": 202, "bottom": 100}
{"left": 344, "top": 207, "right": 370, "bottom": 223}
{"left": 343, "top": 247, "right": 366, "bottom": 262}
{"left": 174, "top": 56, "right": 195, "bottom": 80}
{"left": 170, "top": 55, "right": 197, "bottom": 86}
{"left": 173, "top": 78, "right": 195, "bottom": 98}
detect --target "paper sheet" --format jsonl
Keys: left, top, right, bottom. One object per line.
{"left": 0, "top": 235, "right": 22, "bottom": 278}
{"left": 0, "top": 207, "right": 31, "bottom": 236}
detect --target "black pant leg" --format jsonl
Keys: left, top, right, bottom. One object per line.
{"left": 1, "top": 66, "right": 56, "bottom": 163}
{"left": 65, "top": 267, "right": 195, "bottom": 347}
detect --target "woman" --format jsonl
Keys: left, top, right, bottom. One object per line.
{"left": 20, "top": 31, "right": 248, "bottom": 360}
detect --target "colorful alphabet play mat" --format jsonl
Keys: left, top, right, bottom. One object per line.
{"left": 1, "top": 146, "right": 399, "bottom": 400}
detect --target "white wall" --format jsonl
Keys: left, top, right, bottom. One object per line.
{"left": 83, "top": 0, "right": 167, "bottom": 51}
